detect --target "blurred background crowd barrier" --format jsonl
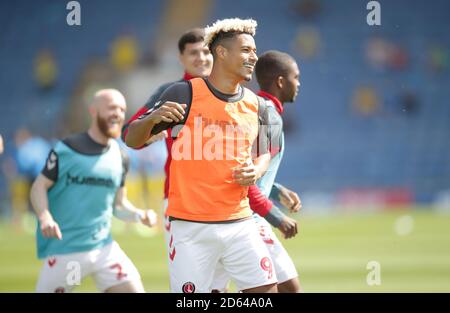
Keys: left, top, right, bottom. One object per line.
{"left": 0, "top": 0, "right": 449, "bottom": 226}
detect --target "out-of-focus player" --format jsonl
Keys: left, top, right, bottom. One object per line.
{"left": 30, "top": 89, "right": 157, "bottom": 293}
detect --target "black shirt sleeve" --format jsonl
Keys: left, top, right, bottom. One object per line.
{"left": 144, "top": 82, "right": 174, "bottom": 110}
{"left": 149, "top": 81, "right": 193, "bottom": 136}
{"left": 41, "top": 149, "right": 59, "bottom": 182}
{"left": 121, "top": 82, "right": 177, "bottom": 143}
{"left": 119, "top": 148, "right": 130, "bottom": 187}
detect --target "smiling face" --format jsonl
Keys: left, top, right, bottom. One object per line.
{"left": 91, "top": 90, "right": 126, "bottom": 139}
{"left": 221, "top": 33, "right": 258, "bottom": 82}
{"left": 179, "top": 41, "right": 213, "bottom": 78}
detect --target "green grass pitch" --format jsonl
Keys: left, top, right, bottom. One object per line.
{"left": 1, "top": 210, "right": 449, "bottom": 292}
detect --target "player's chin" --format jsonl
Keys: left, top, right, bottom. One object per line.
{"left": 291, "top": 94, "right": 298, "bottom": 102}
{"left": 107, "top": 127, "right": 122, "bottom": 139}
{"left": 243, "top": 73, "right": 253, "bottom": 82}
{"left": 237, "top": 67, "right": 252, "bottom": 81}
{"left": 197, "top": 67, "right": 211, "bottom": 77}
{"left": 190, "top": 69, "right": 205, "bottom": 78}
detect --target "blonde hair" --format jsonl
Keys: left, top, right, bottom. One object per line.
{"left": 204, "top": 18, "right": 257, "bottom": 49}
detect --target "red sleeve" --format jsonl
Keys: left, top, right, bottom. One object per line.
{"left": 248, "top": 185, "right": 273, "bottom": 217}
{"left": 121, "top": 105, "right": 152, "bottom": 150}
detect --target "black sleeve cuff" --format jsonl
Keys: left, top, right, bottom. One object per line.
{"left": 264, "top": 205, "right": 285, "bottom": 227}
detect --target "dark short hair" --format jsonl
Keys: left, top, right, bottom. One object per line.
{"left": 208, "top": 31, "right": 249, "bottom": 56}
{"left": 178, "top": 28, "right": 205, "bottom": 53}
{"left": 255, "top": 50, "right": 296, "bottom": 90}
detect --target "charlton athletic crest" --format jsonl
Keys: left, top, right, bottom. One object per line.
{"left": 182, "top": 282, "right": 195, "bottom": 293}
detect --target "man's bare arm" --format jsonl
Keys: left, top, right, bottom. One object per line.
{"left": 113, "top": 187, "right": 157, "bottom": 227}
{"left": 30, "top": 174, "right": 62, "bottom": 240}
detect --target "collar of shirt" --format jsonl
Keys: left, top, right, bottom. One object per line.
{"left": 183, "top": 72, "right": 195, "bottom": 81}
{"left": 257, "top": 90, "right": 284, "bottom": 114}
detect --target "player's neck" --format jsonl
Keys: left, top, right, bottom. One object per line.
{"left": 208, "top": 68, "right": 240, "bottom": 94}
{"left": 87, "top": 127, "right": 110, "bottom": 146}
{"left": 266, "top": 89, "right": 283, "bottom": 105}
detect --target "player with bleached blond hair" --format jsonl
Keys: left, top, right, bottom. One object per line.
{"left": 31, "top": 89, "right": 157, "bottom": 293}
{"left": 211, "top": 50, "right": 303, "bottom": 293}
{"left": 125, "top": 18, "right": 278, "bottom": 293}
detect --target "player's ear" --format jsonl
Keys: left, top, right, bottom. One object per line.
{"left": 216, "top": 45, "right": 227, "bottom": 60}
{"left": 276, "top": 76, "right": 284, "bottom": 89}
